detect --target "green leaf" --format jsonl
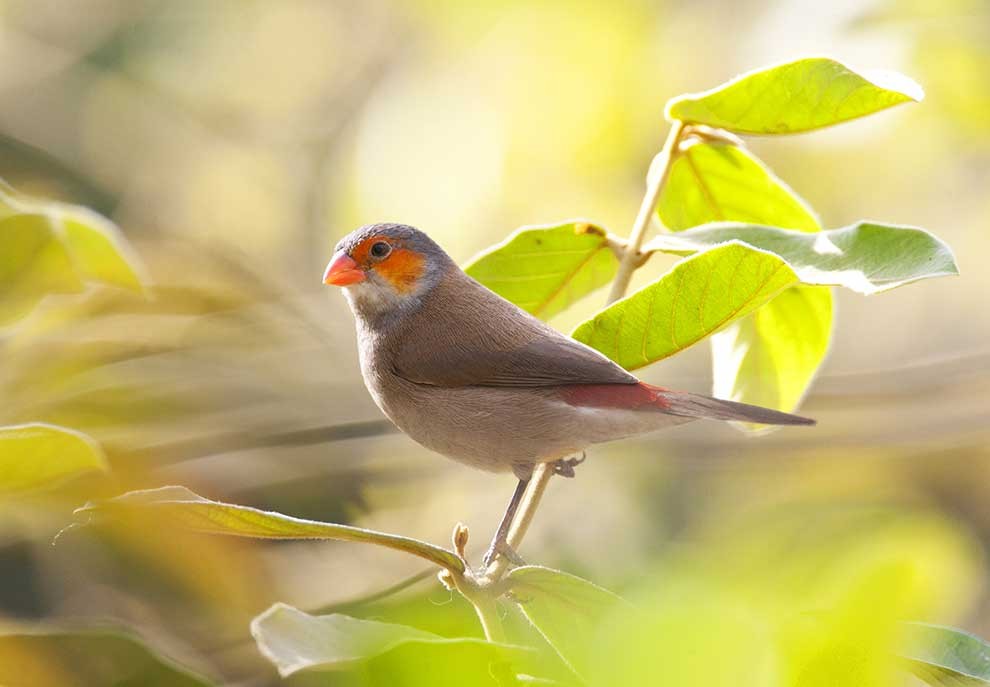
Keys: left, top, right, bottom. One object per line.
{"left": 72, "top": 486, "right": 465, "bottom": 572}
{"left": 666, "top": 57, "right": 923, "bottom": 134}
{"left": 572, "top": 242, "right": 797, "bottom": 370}
{"left": 464, "top": 221, "right": 618, "bottom": 320}
{"left": 0, "top": 423, "right": 108, "bottom": 494}
{"left": 659, "top": 141, "right": 819, "bottom": 232}
{"left": 901, "top": 622, "right": 990, "bottom": 686}
{"left": 0, "top": 213, "right": 83, "bottom": 326}
{"left": 251, "top": 603, "right": 526, "bottom": 677}
{"left": 654, "top": 138, "right": 829, "bottom": 418}
{"left": 0, "top": 628, "right": 214, "bottom": 686}
{"left": 712, "top": 285, "right": 832, "bottom": 426}
{"left": 646, "top": 221, "right": 958, "bottom": 295}
{"left": 506, "top": 565, "right": 626, "bottom": 680}
{"left": 57, "top": 206, "right": 146, "bottom": 292}
{"left": 0, "top": 187, "right": 146, "bottom": 326}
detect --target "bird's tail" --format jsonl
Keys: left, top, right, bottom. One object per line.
{"left": 656, "top": 388, "right": 815, "bottom": 426}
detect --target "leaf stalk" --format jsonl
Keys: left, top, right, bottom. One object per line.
{"left": 606, "top": 119, "right": 687, "bottom": 304}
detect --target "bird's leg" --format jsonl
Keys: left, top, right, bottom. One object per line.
{"left": 551, "top": 451, "right": 586, "bottom": 478}
{"left": 481, "top": 477, "right": 529, "bottom": 569}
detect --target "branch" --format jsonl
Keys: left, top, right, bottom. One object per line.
{"left": 606, "top": 120, "right": 686, "bottom": 304}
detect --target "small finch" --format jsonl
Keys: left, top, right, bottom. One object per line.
{"left": 324, "top": 223, "right": 814, "bottom": 565}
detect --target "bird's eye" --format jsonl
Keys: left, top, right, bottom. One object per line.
{"left": 370, "top": 241, "right": 391, "bottom": 259}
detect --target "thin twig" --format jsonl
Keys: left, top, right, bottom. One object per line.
{"left": 606, "top": 120, "right": 686, "bottom": 304}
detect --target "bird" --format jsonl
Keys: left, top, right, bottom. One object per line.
{"left": 323, "top": 222, "right": 814, "bottom": 567}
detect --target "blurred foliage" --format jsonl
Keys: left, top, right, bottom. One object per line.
{"left": 0, "top": 628, "right": 214, "bottom": 686}
{"left": 0, "top": 424, "right": 106, "bottom": 494}
{"left": 0, "top": 185, "right": 144, "bottom": 326}
{"left": 0, "top": 1, "right": 988, "bottom": 685}
{"left": 72, "top": 485, "right": 465, "bottom": 572}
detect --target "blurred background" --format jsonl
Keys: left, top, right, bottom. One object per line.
{"left": 0, "top": 0, "right": 988, "bottom": 685}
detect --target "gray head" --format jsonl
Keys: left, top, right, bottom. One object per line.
{"left": 323, "top": 223, "right": 455, "bottom": 322}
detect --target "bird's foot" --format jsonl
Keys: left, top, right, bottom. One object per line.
{"left": 481, "top": 539, "right": 526, "bottom": 569}
{"left": 551, "top": 451, "right": 586, "bottom": 478}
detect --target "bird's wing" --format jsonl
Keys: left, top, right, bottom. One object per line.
{"left": 394, "top": 334, "right": 639, "bottom": 388}
{"left": 390, "top": 270, "right": 637, "bottom": 388}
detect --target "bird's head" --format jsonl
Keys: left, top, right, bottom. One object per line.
{"left": 323, "top": 223, "right": 452, "bottom": 320}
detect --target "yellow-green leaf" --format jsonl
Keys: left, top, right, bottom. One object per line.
{"left": 0, "top": 184, "right": 146, "bottom": 326}
{"left": 712, "top": 285, "right": 832, "bottom": 428}
{"left": 0, "top": 213, "right": 83, "bottom": 326}
{"left": 658, "top": 141, "right": 819, "bottom": 232}
{"left": 0, "top": 628, "right": 214, "bottom": 686}
{"left": 72, "top": 486, "right": 465, "bottom": 573}
{"left": 0, "top": 423, "right": 107, "bottom": 494}
{"left": 666, "top": 57, "right": 923, "bottom": 134}
{"left": 572, "top": 242, "right": 797, "bottom": 370}
{"left": 507, "top": 565, "right": 626, "bottom": 680}
{"left": 464, "top": 221, "right": 618, "bottom": 320}
{"left": 57, "top": 206, "right": 145, "bottom": 292}
{"left": 901, "top": 622, "right": 990, "bottom": 686}
{"left": 654, "top": 138, "right": 828, "bottom": 419}
{"left": 645, "top": 221, "right": 958, "bottom": 295}
{"left": 251, "top": 603, "right": 527, "bottom": 677}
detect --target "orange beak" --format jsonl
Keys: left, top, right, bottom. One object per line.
{"left": 323, "top": 252, "right": 366, "bottom": 286}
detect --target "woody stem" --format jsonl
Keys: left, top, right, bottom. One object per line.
{"left": 606, "top": 119, "right": 686, "bottom": 304}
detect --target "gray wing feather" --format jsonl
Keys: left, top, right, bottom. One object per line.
{"left": 389, "top": 269, "right": 637, "bottom": 388}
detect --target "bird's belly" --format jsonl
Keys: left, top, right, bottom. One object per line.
{"left": 364, "top": 373, "right": 585, "bottom": 475}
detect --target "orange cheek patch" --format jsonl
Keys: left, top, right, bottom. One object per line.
{"left": 350, "top": 237, "right": 382, "bottom": 264}
{"left": 375, "top": 248, "right": 425, "bottom": 293}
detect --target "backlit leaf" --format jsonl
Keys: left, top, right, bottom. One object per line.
{"left": 658, "top": 140, "right": 819, "bottom": 232}
{"left": 0, "top": 423, "right": 107, "bottom": 494}
{"left": 507, "top": 565, "right": 626, "bottom": 680}
{"left": 72, "top": 486, "right": 465, "bottom": 572}
{"left": 58, "top": 206, "right": 146, "bottom": 292}
{"left": 646, "top": 221, "right": 958, "bottom": 295}
{"left": 572, "top": 242, "right": 797, "bottom": 370}
{"left": 0, "top": 186, "right": 145, "bottom": 326}
{"left": 465, "top": 221, "right": 618, "bottom": 320}
{"left": 251, "top": 603, "right": 527, "bottom": 677}
{"left": 901, "top": 622, "right": 990, "bottom": 686}
{"left": 712, "top": 285, "right": 832, "bottom": 427}
{"left": 666, "top": 57, "right": 923, "bottom": 134}
{"left": 0, "top": 213, "right": 83, "bottom": 326}
{"left": 654, "top": 139, "right": 829, "bottom": 419}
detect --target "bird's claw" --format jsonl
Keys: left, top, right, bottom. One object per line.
{"left": 551, "top": 452, "right": 586, "bottom": 478}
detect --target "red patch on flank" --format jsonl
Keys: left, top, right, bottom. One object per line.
{"left": 558, "top": 381, "right": 671, "bottom": 410}
{"left": 351, "top": 237, "right": 426, "bottom": 293}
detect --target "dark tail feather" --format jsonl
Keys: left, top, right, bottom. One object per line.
{"left": 659, "top": 390, "right": 815, "bottom": 426}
